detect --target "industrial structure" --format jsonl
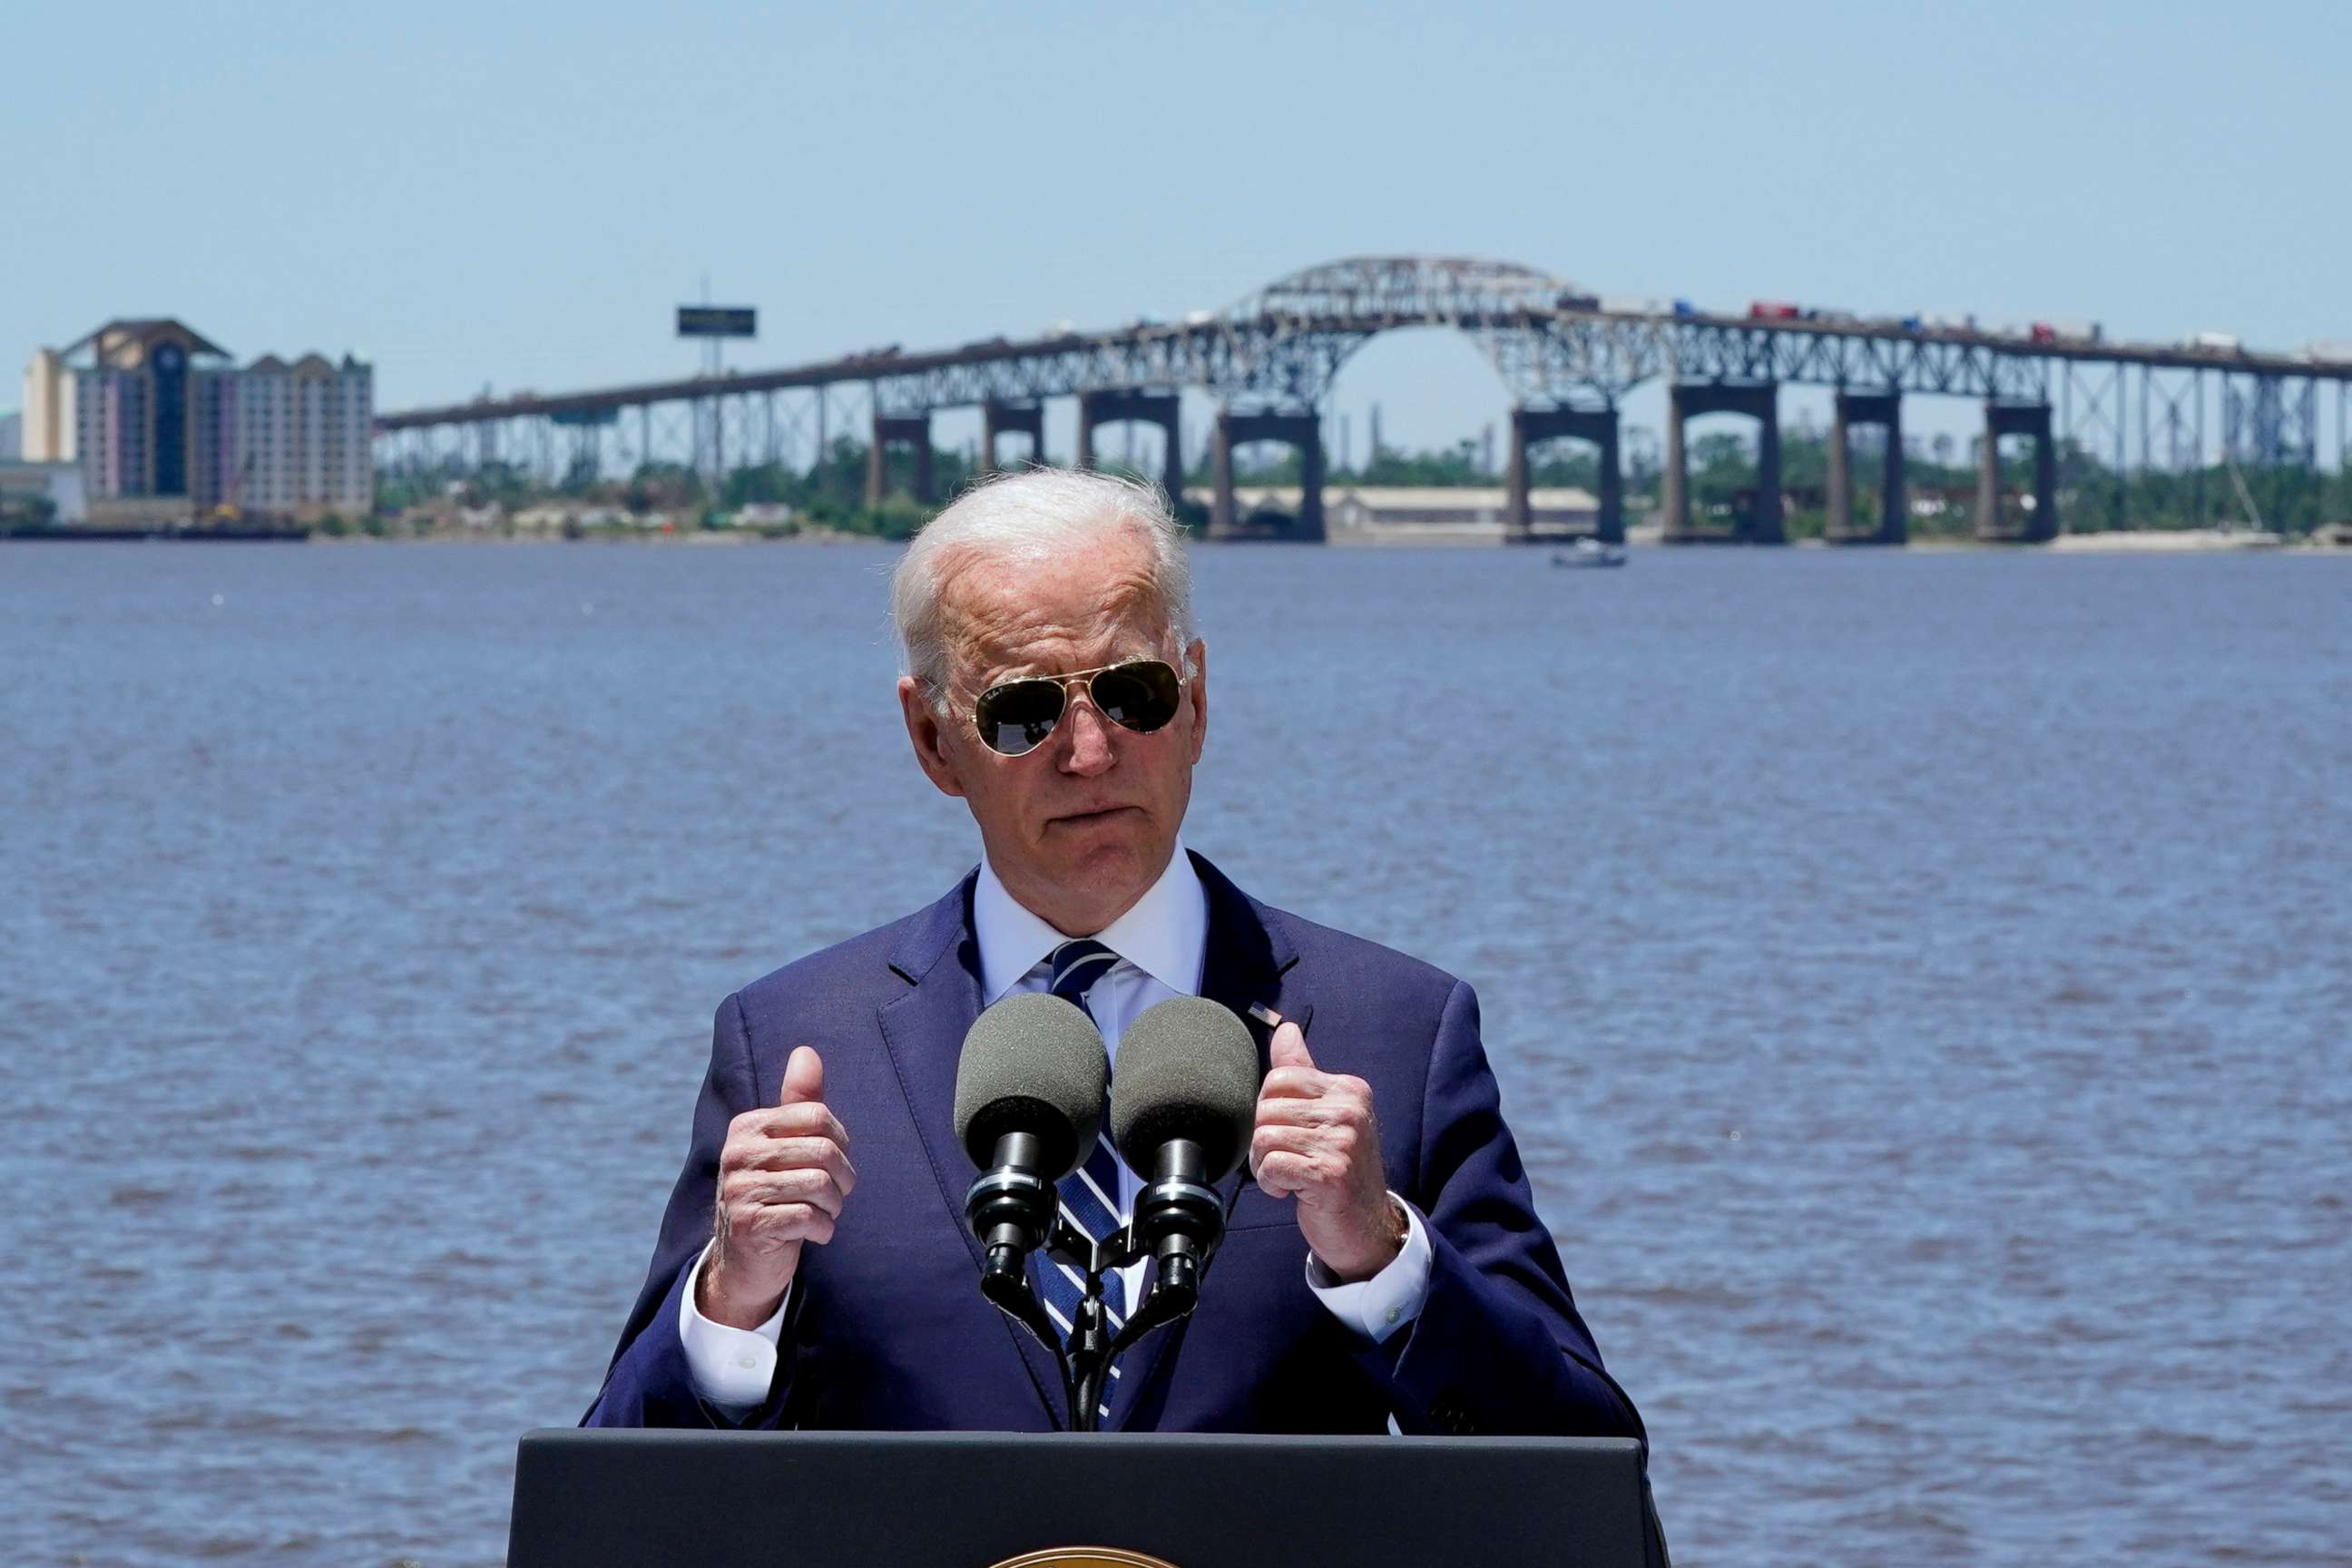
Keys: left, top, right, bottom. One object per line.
{"left": 374, "top": 257, "right": 2352, "bottom": 544}
{"left": 22, "top": 320, "right": 373, "bottom": 524}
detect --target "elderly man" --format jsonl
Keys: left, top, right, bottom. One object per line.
{"left": 586, "top": 467, "right": 1642, "bottom": 1440}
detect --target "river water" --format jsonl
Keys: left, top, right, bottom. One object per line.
{"left": 2, "top": 540, "right": 2346, "bottom": 1566}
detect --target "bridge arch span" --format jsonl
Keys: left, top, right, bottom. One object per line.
{"left": 1206, "top": 255, "right": 1576, "bottom": 409}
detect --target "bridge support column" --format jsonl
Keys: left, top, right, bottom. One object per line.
{"left": 1661, "top": 394, "right": 1684, "bottom": 541}
{"left": 1505, "top": 405, "right": 1622, "bottom": 545}
{"left": 1077, "top": 389, "right": 1185, "bottom": 501}
{"left": 1975, "top": 402, "right": 2057, "bottom": 543}
{"left": 1211, "top": 413, "right": 1235, "bottom": 538}
{"left": 1662, "top": 381, "right": 1782, "bottom": 544}
{"left": 1209, "top": 407, "right": 1322, "bottom": 542}
{"left": 1298, "top": 419, "right": 1325, "bottom": 542}
{"left": 978, "top": 401, "right": 1044, "bottom": 478}
{"left": 867, "top": 411, "right": 934, "bottom": 509}
{"left": 1828, "top": 390, "right": 1906, "bottom": 545}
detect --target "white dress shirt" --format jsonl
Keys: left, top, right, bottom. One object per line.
{"left": 680, "top": 839, "right": 1434, "bottom": 1413}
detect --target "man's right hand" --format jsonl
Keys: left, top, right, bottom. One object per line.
{"left": 699, "top": 1044, "right": 857, "bottom": 1329}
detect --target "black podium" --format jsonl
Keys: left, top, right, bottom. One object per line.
{"left": 510, "top": 1429, "right": 1654, "bottom": 1567}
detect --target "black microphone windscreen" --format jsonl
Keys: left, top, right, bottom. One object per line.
{"left": 1109, "top": 995, "right": 1260, "bottom": 1182}
{"left": 953, "top": 992, "right": 1108, "bottom": 1180}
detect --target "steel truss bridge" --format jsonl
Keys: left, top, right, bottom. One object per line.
{"left": 374, "top": 256, "right": 2352, "bottom": 544}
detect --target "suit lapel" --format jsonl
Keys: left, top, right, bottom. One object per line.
{"left": 1109, "top": 851, "right": 1301, "bottom": 1430}
{"left": 876, "top": 871, "right": 1070, "bottom": 1427}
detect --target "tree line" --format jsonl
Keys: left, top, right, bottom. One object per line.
{"left": 376, "top": 426, "right": 2350, "bottom": 539}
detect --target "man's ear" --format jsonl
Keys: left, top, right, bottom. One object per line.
{"left": 1184, "top": 638, "right": 1208, "bottom": 764}
{"left": 897, "top": 675, "right": 967, "bottom": 799}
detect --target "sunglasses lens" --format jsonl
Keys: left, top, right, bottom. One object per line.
{"left": 1091, "top": 661, "right": 1181, "bottom": 733}
{"left": 974, "top": 679, "right": 1066, "bottom": 756}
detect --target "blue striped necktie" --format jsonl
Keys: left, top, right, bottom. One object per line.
{"left": 1038, "top": 938, "right": 1128, "bottom": 1383}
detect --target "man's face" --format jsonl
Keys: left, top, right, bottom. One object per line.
{"left": 898, "top": 525, "right": 1208, "bottom": 937}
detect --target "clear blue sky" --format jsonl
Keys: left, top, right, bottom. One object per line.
{"left": 5, "top": 0, "right": 2345, "bottom": 456}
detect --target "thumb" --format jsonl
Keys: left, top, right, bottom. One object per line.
{"left": 1267, "top": 1021, "right": 1316, "bottom": 1072}
{"left": 779, "top": 1044, "right": 826, "bottom": 1107}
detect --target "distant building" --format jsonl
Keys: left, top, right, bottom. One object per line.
{"left": 0, "top": 460, "right": 88, "bottom": 524}
{"left": 0, "top": 409, "right": 19, "bottom": 460}
{"left": 1182, "top": 483, "right": 1599, "bottom": 542}
{"left": 20, "top": 319, "right": 372, "bottom": 523}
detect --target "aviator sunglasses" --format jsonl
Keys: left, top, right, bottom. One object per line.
{"left": 969, "top": 659, "right": 1184, "bottom": 757}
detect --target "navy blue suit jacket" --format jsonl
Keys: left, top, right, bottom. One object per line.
{"left": 586, "top": 852, "right": 1642, "bottom": 1440}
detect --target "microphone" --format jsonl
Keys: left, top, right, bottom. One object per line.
{"left": 1109, "top": 995, "right": 1260, "bottom": 1312}
{"left": 953, "top": 993, "right": 1108, "bottom": 1314}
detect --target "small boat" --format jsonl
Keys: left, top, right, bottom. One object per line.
{"left": 1551, "top": 539, "right": 1627, "bottom": 569}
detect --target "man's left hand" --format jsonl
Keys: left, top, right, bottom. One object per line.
{"left": 1250, "top": 1021, "right": 1405, "bottom": 1282}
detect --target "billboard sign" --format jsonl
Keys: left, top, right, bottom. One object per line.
{"left": 677, "top": 306, "right": 757, "bottom": 338}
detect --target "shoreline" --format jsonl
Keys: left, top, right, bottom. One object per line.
{"left": 6, "top": 524, "right": 2344, "bottom": 554}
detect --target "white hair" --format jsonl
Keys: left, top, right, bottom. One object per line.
{"left": 889, "top": 466, "right": 1196, "bottom": 705}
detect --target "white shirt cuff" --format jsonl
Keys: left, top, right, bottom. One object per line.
{"left": 1303, "top": 1195, "right": 1432, "bottom": 1345}
{"left": 678, "top": 1240, "right": 789, "bottom": 1413}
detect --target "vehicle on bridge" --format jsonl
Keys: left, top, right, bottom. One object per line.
{"left": 1749, "top": 300, "right": 1801, "bottom": 320}
{"left": 2189, "top": 331, "right": 2243, "bottom": 353}
{"left": 2031, "top": 320, "right": 2103, "bottom": 345}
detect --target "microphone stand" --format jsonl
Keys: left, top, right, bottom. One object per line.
{"left": 997, "top": 1218, "right": 1207, "bottom": 1433}
{"left": 965, "top": 1139, "right": 1228, "bottom": 1432}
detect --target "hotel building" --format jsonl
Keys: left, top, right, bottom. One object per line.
{"left": 20, "top": 319, "right": 372, "bottom": 522}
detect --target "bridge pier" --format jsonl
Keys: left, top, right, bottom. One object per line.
{"left": 1975, "top": 402, "right": 2058, "bottom": 543}
{"left": 1504, "top": 405, "right": 1622, "bottom": 545}
{"left": 1662, "top": 381, "right": 1782, "bottom": 544}
{"left": 866, "top": 411, "right": 934, "bottom": 508}
{"left": 1076, "top": 389, "right": 1185, "bottom": 500}
{"left": 1827, "top": 390, "right": 1906, "bottom": 544}
{"left": 1210, "top": 408, "right": 1323, "bottom": 542}
{"left": 978, "top": 400, "right": 1045, "bottom": 478}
